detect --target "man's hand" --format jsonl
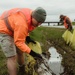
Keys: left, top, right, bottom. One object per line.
{"left": 29, "top": 50, "right": 42, "bottom": 60}
{"left": 26, "top": 36, "right": 36, "bottom": 44}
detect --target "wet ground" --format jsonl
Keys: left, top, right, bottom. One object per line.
{"left": 48, "top": 47, "right": 64, "bottom": 75}
{"left": 48, "top": 38, "right": 75, "bottom": 75}
{"left": 30, "top": 26, "right": 75, "bottom": 75}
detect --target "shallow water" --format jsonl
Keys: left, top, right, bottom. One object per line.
{"left": 48, "top": 47, "right": 64, "bottom": 75}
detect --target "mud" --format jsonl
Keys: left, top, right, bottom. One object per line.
{"left": 24, "top": 38, "right": 75, "bottom": 75}
{"left": 47, "top": 38, "right": 75, "bottom": 75}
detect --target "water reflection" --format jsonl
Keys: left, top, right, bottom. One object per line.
{"left": 48, "top": 47, "right": 64, "bottom": 75}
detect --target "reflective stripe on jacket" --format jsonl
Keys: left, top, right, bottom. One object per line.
{"left": 0, "top": 8, "right": 35, "bottom": 53}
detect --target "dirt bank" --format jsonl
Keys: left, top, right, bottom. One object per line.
{"left": 30, "top": 27, "right": 75, "bottom": 75}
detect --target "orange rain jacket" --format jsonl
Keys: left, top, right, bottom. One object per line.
{"left": 63, "top": 16, "right": 72, "bottom": 29}
{"left": 0, "top": 8, "right": 36, "bottom": 53}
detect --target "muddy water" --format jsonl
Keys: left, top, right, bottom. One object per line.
{"left": 48, "top": 47, "right": 64, "bottom": 75}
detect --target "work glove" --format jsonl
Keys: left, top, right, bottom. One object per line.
{"left": 30, "top": 50, "right": 42, "bottom": 60}
{"left": 26, "top": 36, "right": 36, "bottom": 44}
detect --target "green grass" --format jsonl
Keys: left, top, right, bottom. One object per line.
{"left": 72, "top": 22, "right": 75, "bottom": 25}
{"left": 30, "top": 26, "right": 65, "bottom": 41}
{"left": 0, "top": 49, "right": 8, "bottom": 75}
{"left": 29, "top": 26, "right": 65, "bottom": 52}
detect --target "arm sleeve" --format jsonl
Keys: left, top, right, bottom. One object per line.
{"left": 13, "top": 13, "right": 31, "bottom": 53}
{"left": 66, "top": 18, "right": 72, "bottom": 26}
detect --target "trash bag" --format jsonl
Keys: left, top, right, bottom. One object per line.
{"left": 27, "top": 41, "right": 42, "bottom": 54}
{"left": 26, "top": 41, "right": 53, "bottom": 75}
{"left": 62, "top": 30, "right": 72, "bottom": 44}
{"left": 25, "top": 41, "right": 42, "bottom": 75}
{"left": 70, "top": 28, "right": 75, "bottom": 49}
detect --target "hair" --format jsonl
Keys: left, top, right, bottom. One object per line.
{"left": 60, "top": 15, "right": 64, "bottom": 18}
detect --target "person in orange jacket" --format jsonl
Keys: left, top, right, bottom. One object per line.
{"left": 59, "top": 15, "right": 73, "bottom": 31}
{"left": 0, "top": 7, "right": 46, "bottom": 75}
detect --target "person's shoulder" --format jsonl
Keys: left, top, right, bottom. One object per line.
{"left": 65, "top": 16, "right": 69, "bottom": 20}
{"left": 66, "top": 16, "right": 70, "bottom": 20}
{"left": 22, "top": 8, "right": 32, "bottom": 11}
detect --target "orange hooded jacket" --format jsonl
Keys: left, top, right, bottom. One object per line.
{"left": 0, "top": 8, "right": 36, "bottom": 53}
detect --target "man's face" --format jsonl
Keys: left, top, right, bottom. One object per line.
{"left": 31, "top": 18, "right": 42, "bottom": 27}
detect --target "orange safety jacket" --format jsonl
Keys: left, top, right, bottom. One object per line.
{"left": 63, "top": 16, "right": 72, "bottom": 29}
{"left": 0, "top": 8, "right": 36, "bottom": 53}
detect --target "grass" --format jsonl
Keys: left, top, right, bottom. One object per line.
{"left": 0, "top": 49, "right": 8, "bottom": 75}
{"left": 29, "top": 26, "right": 65, "bottom": 52}
{"left": 30, "top": 26, "right": 64, "bottom": 40}
{"left": 72, "top": 22, "right": 75, "bottom": 25}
